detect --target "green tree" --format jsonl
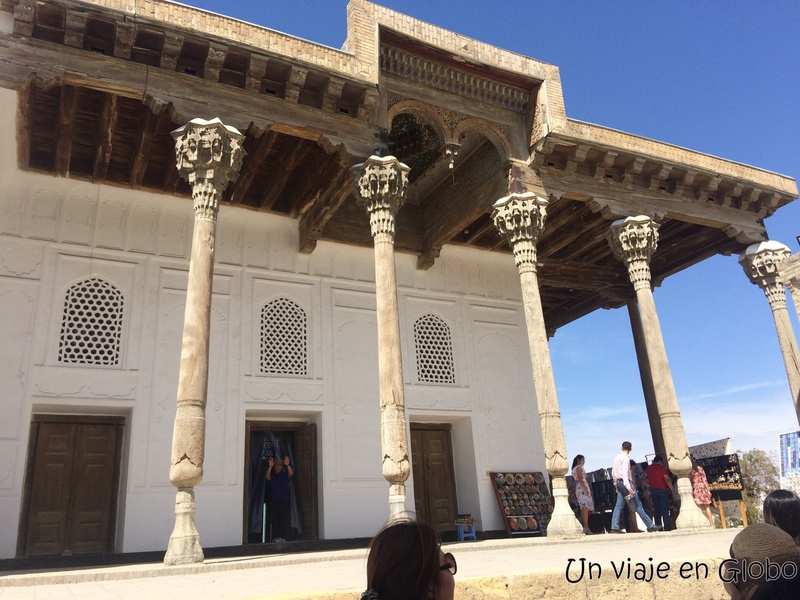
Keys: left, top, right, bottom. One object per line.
{"left": 737, "top": 448, "right": 780, "bottom": 524}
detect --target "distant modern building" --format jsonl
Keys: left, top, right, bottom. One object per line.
{"left": 780, "top": 431, "right": 800, "bottom": 493}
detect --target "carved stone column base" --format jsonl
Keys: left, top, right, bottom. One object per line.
{"left": 544, "top": 476, "right": 583, "bottom": 538}
{"left": 388, "top": 484, "right": 407, "bottom": 521}
{"left": 674, "top": 477, "right": 712, "bottom": 530}
{"left": 164, "top": 488, "right": 205, "bottom": 565}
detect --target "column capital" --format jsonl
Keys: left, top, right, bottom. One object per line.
{"left": 491, "top": 192, "right": 548, "bottom": 273}
{"left": 608, "top": 215, "right": 659, "bottom": 290}
{"left": 353, "top": 155, "right": 410, "bottom": 241}
{"left": 172, "top": 118, "right": 245, "bottom": 220}
{"left": 740, "top": 240, "right": 792, "bottom": 309}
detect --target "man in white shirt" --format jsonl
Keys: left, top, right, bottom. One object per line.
{"left": 610, "top": 441, "right": 661, "bottom": 533}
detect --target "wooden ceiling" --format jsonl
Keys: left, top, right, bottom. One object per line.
{"left": 5, "top": 0, "right": 792, "bottom": 333}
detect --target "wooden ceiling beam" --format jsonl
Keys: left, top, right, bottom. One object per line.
{"left": 417, "top": 166, "right": 507, "bottom": 270}
{"left": 463, "top": 218, "right": 495, "bottom": 245}
{"left": 129, "top": 101, "right": 166, "bottom": 188}
{"left": 537, "top": 165, "right": 768, "bottom": 243}
{"left": 540, "top": 212, "right": 609, "bottom": 259}
{"left": 537, "top": 258, "right": 627, "bottom": 290}
{"left": 0, "top": 35, "right": 380, "bottom": 158}
{"left": 163, "top": 152, "right": 181, "bottom": 192}
{"left": 93, "top": 93, "right": 118, "bottom": 182}
{"left": 17, "top": 74, "right": 35, "bottom": 170}
{"left": 417, "top": 141, "right": 507, "bottom": 269}
{"left": 204, "top": 42, "right": 226, "bottom": 82}
{"left": 259, "top": 137, "right": 310, "bottom": 210}
{"left": 290, "top": 152, "right": 342, "bottom": 219}
{"left": 228, "top": 129, "right": 278, "bottom": 205}
{"left": 55, "top": 85, "right": 77, "bottom": 176}
{"left": 298, "top": 158, "right": 354, "bottom": 254}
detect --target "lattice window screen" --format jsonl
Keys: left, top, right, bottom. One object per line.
{"left": 58, "top": 277, "right": 124, "bottom": 365}
{"left": 260, "top": 298, "right": 308, "bottom": 376}
{"left": 414, "top": 314, "right": 455, "bottom": 384}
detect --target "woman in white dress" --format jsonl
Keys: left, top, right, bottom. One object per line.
{"left": 572, "top": 454, "right": 595, "bottom": 535}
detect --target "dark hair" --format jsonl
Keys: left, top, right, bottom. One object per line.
{"left": 622, "top": 441, "right": 632, "bottom": 451}
{"left": 366, "top": 518, "right": 442, "bottom": 600}
{"left": 763, "top": 489, "right": 800, "bottom": 541}
{"left": 571, "top": 454, "right": 585, "bottom": 469}
{"left": 653, "top": 454, "right": 664, "bottom": 464}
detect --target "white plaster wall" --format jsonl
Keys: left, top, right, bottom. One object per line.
{"left": 0, "top": 86, "right": 547, "bottom": 558}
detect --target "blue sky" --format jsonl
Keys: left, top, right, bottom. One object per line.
{"left": 178, "top": 1, "right": 800, "bottom": 471}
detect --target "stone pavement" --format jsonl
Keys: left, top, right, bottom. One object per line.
{"left": 0, "top": 528, "right": 739, "bottom": 600}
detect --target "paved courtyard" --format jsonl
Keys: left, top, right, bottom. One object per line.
{"left": 0, "top": 528, "right": 739, "bottom": 599}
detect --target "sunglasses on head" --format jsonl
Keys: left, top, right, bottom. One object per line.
{"left": 439, "top": 552, "right": 457, "bottom": 575}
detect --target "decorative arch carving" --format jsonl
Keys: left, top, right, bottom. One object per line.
{"left": 387, "top": 99, "right": 449, "bottom": 145}
{"left": 453, "top": 118, "right": 512, "bottom": 161}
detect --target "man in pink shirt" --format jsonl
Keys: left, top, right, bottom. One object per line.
{"left": 610, "top": 441, "right": 660, "bottom": 533}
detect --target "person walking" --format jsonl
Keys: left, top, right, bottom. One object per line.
{"left": 571, "top": 454, "right": 594, "bottom": 535}
{"left": 646, "top": 454, "right": 676, "bottom": 531}
{"left": 610, "top": 441, "right": 661, "bottom": 533}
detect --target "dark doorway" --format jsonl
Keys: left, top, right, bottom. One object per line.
{"left": 410, "top": 424, "right": 458, "bottom": 534}
{"left": 243, "top": 421, "right": 317, "bottom": 544}
{"left": 19, "top": 416, "right": 123, "bottom": 557}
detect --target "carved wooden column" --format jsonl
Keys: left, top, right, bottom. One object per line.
{"left": 353, "top": 155, "right": 412, "bottom": 519}
{"left": 741, "top": 241, "right": 800, "bottom": 426}
{"left": 778, "top": 253, "right": 800, "bottom": 323}
{"left": 491, "top": 192, "right": 582, "bottom": 537}
{"left": 164, "top": 118, "right": 244, "bottom": 565}
{"left": 627, "top": 297, "right": 666, "bottom": 458}
{"left": 608, "top": 215, "right": 709, "bottom": 529}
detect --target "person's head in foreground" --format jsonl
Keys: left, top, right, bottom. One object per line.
{"left": 362, "top": 518, "right": 456, "bottom": 600}
{"left": 763, "top": 489, "right": 800, "bottom": 544}
{"left": 724, "top": 522, "right": 800, "bottom": 600}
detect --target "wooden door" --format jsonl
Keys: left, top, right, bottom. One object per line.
{"left": 23, "top": 418, "right": 122, "bottom": 557}
{"left": 242, "top": 421, "right": 318, "bottom": 543}
{"left": 410, "top": 425, "right": 458, "bottom": 534}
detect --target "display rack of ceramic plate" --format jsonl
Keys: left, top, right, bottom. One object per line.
{"left": 489, "top": 471, "right": 551, "bottom": 536}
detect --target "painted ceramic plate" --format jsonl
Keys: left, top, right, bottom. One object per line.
{"left": 532, "top": 505, "right": 539, "bottom": 514}
{"left": 518, "top": 517, "right": 528, "bottom": 530}
{"left": 504, "top": 506, "right": 510, "bottom": 515}
{"left": 524, "top": 474, "right": 534, "bottom": 485}
{"left": 533, "top": 473, "right": 545, "bottom": 485}
{"left": 509, "top": 517, "right": 519, "bottom": 531}
{"left": 494, "top": 473, "right": 505, "bottom": 485}
{"left": 527, "top": 517, "right": 537, "bottom": 530}
{"left": 505, "top": 474, "right": 515, "bottom": 485}
{"left": 515, "top": 474, "right": 524, "bottom": 485}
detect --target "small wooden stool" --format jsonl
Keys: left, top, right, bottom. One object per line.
{"left": 455, "top": 514, "right": 476, "bottom": 541}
